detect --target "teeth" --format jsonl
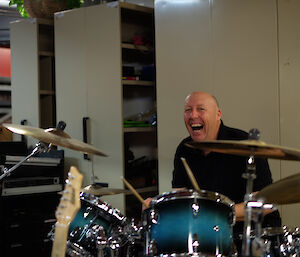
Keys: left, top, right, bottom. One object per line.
{"left": 191, "top": 124, "right": 203, "bottom": 130}
{"left": 191, "top": 124, "right": 203, "bottom": 127}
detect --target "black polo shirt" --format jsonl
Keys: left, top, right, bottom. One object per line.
{"left": 172, "top": 121, "right": 281, "bottom": 234}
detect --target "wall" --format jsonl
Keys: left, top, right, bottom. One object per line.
{"left": 155, "top": 0, "right": 300, "bottom": 227}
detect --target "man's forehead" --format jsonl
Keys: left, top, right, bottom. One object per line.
{"left": 185, "top": 96, "right": 214, "bottom": 105}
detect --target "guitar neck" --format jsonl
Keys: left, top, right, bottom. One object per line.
{"left": 51, "top": 223, "right": 69, "bottom": 257}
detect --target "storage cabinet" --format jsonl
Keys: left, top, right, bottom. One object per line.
{"left": 0, "top": 192, "right": 60, "bottom": 257}
{"left": 10, "top": 18, "right": 56, "bottom": 131}
{"left": 55, "top": 1, "right": 157, "bottom": 216}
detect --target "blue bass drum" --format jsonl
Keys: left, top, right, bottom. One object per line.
{"left": 143, "top": 190, "right": 236, "bottom": 256}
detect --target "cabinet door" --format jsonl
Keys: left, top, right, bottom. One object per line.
{"left": 11, "top": 20, "right": 40, "bottom": 129}
{"left": 55, "top": 9, "right": 92, "bottom": 182}
{"left": 55, "top": 5, "right": 124, "bottom": 213}
{"left": 85, "top": 4, "right": 124, "bottom": 212}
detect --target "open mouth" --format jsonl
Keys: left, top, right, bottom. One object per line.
{"left": 191, "top": 124, "right": 204, "bottom": 131}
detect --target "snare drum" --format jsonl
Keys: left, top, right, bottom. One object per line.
{"left": 67, "top": 192, "right": 128, "bottom": 257}
{"left": 143, "top": 189, "right": 235, "bottom": 256}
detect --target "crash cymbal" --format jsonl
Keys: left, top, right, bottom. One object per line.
{"left": 3, "top": 123, "right": 107, "bottom": 157}
{"left": 185, "top": 140, "right": 300, "bottom": 161}
{"left": 256, "top": 173, "right": 300, "bottom": 205}
{"left": 82, "top": 185, "right": 129, "bottom": 196}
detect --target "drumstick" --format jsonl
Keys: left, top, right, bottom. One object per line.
{"left": 121, "top": 176, "right": 149, "bottom": 208}
{"left": 180, "top": 157, "right": 201, "bottom": 192}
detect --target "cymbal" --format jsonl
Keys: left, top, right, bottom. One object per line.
{"left": 185, "top": 140, "right": 300, "bottom": 161}
{"left": 82, "top": 185, "right": 129, "bottom": 196}
{"left": 3, "top": 123, "right": 107, "bottom": 157}
{"left": 256, "top": 173, "right": 300, "bottom": 205}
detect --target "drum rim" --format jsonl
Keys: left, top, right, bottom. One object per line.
{"left": 79, "top": 192, "right": 127, "bottom": 224}
{"left": 150, "top": 189, "right": 235, "bottom": 209}
{"left": 151, "top": 253, "right": 226, "bottom": 257}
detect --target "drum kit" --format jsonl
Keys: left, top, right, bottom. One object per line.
{"left": 2, "top": 123, "right": 300, "bottom": 257}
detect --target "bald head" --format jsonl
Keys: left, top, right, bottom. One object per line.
{"left": 184, "top": 91, "right": 222, "bottom": 141}
{"left": 185, "top": 91, "right": 219, "bottom": 108}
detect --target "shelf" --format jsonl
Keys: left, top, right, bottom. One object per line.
{"left": 39, "top": 51, "right": 54, "bottom": 57}
{"left": 122, "top": 80, "right": 154, "bottom": 86}
{"left": 124, "top": 127, "right": 155, "bottom": 133}
{"left": 0, "top": 77, "right": 11, "bottom": 84}
{"left": 0, "top": 85, "right": 11, "bottom": 92}
{"left": 122, "top": 43, "right": 153, "bottom": 52}
{"left": 40, "top": 90, "right": 55, "bottom": 96}
{"left": 0, "top": 108, "right": 11, "bottom": 113}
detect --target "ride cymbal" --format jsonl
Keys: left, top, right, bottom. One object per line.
{"left": 256, "top": 173, "right": 300, "bottom": 205}
{"left": 82, "top": 185, "right": 129, "bottom": 196}
{"left": 185, "top": 140, "right": 300, "bottom": 161}
{"left": 3, "top": 123, "right": 107, "bottom": 157}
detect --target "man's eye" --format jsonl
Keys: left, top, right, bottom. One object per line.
{"left": 197, "top": 107, "right": 205, "bottom": 111}
{"left": 185, "top": 109, "right": 192, "bottom": 113}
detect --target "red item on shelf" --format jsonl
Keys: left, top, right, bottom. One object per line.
{"left": 0, "top": 47, "right": 11, "bottom": 78}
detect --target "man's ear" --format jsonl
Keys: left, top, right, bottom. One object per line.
{"left": 217, "top": 108, "right": 222, "bottom": 120}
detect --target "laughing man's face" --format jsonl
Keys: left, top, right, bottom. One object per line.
{"left": 184, "top": 92, "right": 222, "bottom": 142}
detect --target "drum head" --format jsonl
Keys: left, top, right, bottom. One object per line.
{"left": 150, "top": 189, "right": 235, "bottom": 209}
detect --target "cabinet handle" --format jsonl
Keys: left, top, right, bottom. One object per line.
{"left": 20, "top": 119, "right": 27, "bottom": 147}
{"left": 82, "top": 117, "right": 90, "bottom": 160}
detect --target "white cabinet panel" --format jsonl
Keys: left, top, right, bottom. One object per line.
{"left": 55, "top": 4, "right": 124, "bottom": 212}
{"left": 278, "top": 0, "right": 300, "bottom": 228}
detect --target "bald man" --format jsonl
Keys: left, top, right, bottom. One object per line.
{"left": 172, "top": 91, "right": 281, "bottom": 251}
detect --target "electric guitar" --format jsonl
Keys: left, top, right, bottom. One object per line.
{"left": 51, "top": 166, "right": 83, "bottom": 257}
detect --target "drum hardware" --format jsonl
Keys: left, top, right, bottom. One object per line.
{"left": 0, "top": 141, "right": 49, "bottom": 181}
{"left": 94, "top": 225, "right": 108, "bottom": 257}
{"left": 192, "top": 201, "right": 200, "bottom": 216}
{"left": 148, "top": 240, "right": 157, "bottom": 256}
{"left": 149, "top": 209, "right": 158, "bottom": 224}
{"left": 122, "top": 218, "right": 144, "bottom": 257}
{"left": 191, "top": 234, "right": 200, "bottom": 253}
{"left": 107, "top": 228, "right": 123, "bottom": 257}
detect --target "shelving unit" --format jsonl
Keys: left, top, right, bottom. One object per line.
{"left": 120, "top": 2, "right": 158, "bottom": 219}
{"left": 10, "top": 18, "right": 56, "bottom": 131}
{"left": 54, "top": 1, "right": 157, "bottom": 217}
{"left": 0, "top": 78, "right": 11, "bottom": 122}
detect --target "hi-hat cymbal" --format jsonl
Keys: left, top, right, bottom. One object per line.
{"left": 185, "top": 140, "right": 300, "bottom": 161}
{"left": 3, "top": 123, "right": 107, "bottom": 157}
{"left": 82, "top": 185, "right": 129, "bottom": 196}
{"left": 256, "top": 173, "right": 300, "bottom": 205}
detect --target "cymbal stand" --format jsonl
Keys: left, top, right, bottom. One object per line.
{"left": 242, "top": 128, "right": 260, "bottom": 256}
{"left": 241, "top": 154, "right": 257, "bottom": 256}
{"left": 0, "top": 142, "right": 50, "bottom": 181}
{"left": 248, "top": 200, "right": 270, "bottom": 257}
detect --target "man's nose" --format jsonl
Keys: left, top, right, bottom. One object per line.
{"left": 190, "top": 108, "right": 198, "bottom": 118}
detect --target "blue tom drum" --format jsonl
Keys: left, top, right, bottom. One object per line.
{"left": 67, "top": 192, "right": 128, "bottom": 256}
{"left": 143, "top": 189, "right": 236, "bottom": 256}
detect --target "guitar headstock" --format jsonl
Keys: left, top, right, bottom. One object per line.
{"left": 55, "top": 166, "right": 83, "bottom": 226}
